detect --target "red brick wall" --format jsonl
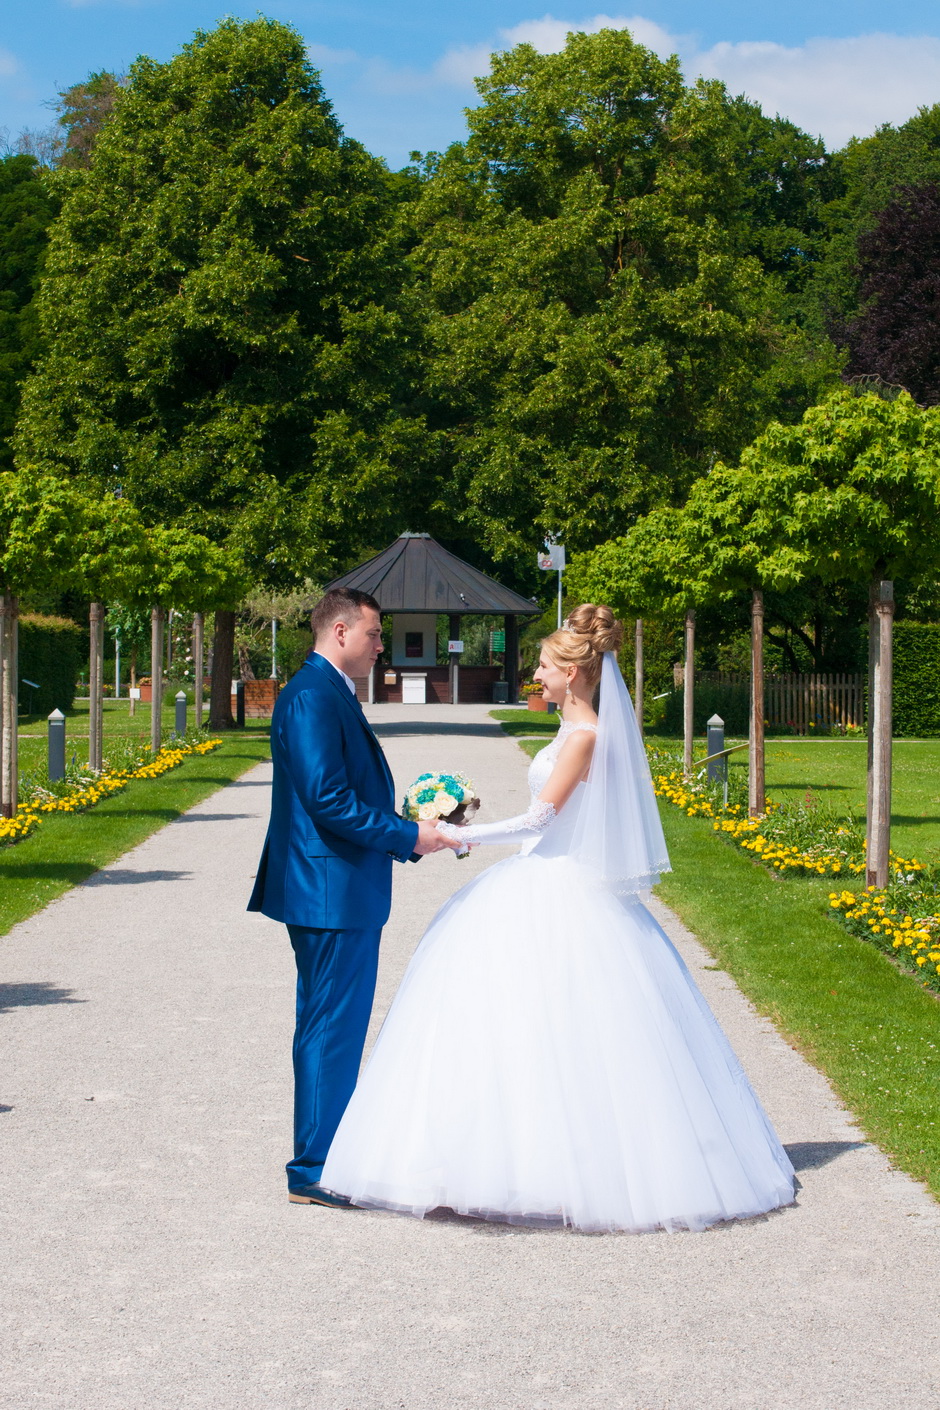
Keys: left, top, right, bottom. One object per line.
{"left": 230, "top": 678, "right": 280, "bottom": 718}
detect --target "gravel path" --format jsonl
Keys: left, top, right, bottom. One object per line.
{"left": 2, "top": 704, "right": 939, "bottom": 1409}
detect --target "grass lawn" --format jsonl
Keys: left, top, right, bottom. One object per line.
{"left": 16, "top": 697, "right": 271, "bottom": 776}
{"left": 2, "top": 715, "right": 271, "bottom": 938}
{"left": 496, "top": 714, "right": 940, "bottom": 1199}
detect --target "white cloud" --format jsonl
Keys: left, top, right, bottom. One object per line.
{"left": 0, "top": 48, "right": 19, "bottom": 80}
{"left": 696, "top": 33, "right": 940, "bottom": 146}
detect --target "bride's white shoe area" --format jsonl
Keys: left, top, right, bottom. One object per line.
{"left": 321, "top": 851, "right": 795, "bottom": 1233}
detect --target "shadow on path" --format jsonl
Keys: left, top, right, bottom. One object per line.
{"left": 84, "top": 869, "right": 193, "bottom": 887}
{"left": 172, "top": 813, "right": 254, "bottom": 824}
{"left": 371, "top": 722, "right": 505, "bottom": 739}
{"left": 785, "top": 1140, "right": 867, "bottom": 1171}
{"left": 0, "top": 981, "right": 85, "bottom": 1013}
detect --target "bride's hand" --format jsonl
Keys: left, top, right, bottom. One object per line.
{"left": 436, "top": 820, "right": 474, "bottom": 849}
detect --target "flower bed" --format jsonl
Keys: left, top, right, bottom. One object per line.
{"left": 648, "top": 745, "right": 940, "bottom": 992}
{"left": 2, "top": 736, "right": 222, "bottom": 847}
{"left": 830, "top": 883, "right": 940, "bottom": 994}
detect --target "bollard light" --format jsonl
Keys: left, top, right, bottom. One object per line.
{"left": 174, "top": 691, "right": 187, "bottom": 739}
{"left": 706, "top": 713, "right": 727, "bottom": 805}
{"left": 234, "top": 679, "right": 245, "bottom": 729}
{"left": 48, "top": 709, "right": 66, "bottom": 782}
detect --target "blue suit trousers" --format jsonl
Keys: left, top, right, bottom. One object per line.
{"left": 286, "top": 924, "right": 381, "bottom": 1191}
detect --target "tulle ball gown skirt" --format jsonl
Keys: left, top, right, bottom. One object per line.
{"left": 321, "top": 854, "right": 795, "bottom": 1233}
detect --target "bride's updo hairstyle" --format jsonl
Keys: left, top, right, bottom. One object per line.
{"left": 542, "top": 603, "right": 623, "bottom": 691}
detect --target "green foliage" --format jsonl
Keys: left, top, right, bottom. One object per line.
{"left": 0, "top": 156, "right": 58, "bottom": 469}
{"left": 743, "top": 389, "right": 940, "bottom": 586}
{"left": 662, "top": 681, "right": 750, "bottom": 736}
{"left": 15, "top": 18, "right": 415, "bottom": 580}
{"left": 808, "top": 105, "right": 940, "bottom": 336}
{"left": 893, "top": 622, "right": 940, "bottom": 737}
{"left": 407, "top": 30, "right": 839, "bottom": 564}
{"left": 17, "top": 612, "right": 82, "bottom": 713}
{"left": 53, "top": 71, "right": 124, "bottom": 170}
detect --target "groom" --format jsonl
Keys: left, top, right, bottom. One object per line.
{"left": 248, "top": 587, "right": 458, "bottom": 1206}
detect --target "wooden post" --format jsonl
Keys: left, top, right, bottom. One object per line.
{"left": 634, "top": 618, "right": 644, "bottom": 729}
{"left": 683, "top": 608, "right": 695, "bottom": 775}
{"left": 193, "top": 612, "right": 204, "bottom": 729}
{"left": 0, "top": 592, "right": 18, "bottom": 819}
{"left": 504, "top": 614, "right": 519, "bottom": 704}
{"left": 749, "top": 587, "right": 766, "bottom": 816}
{"left": 88, "top": 601, "right": 103, "bottom": 772}
{"left": 867, "top": 579, "right": 894, "bottom": 888}
{"left": 150, "top": 606, "right": 165, "bottom": 755}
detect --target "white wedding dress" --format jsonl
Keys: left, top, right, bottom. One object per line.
{"left": 321, "top": 716, "right": 795, "bottom": 1233}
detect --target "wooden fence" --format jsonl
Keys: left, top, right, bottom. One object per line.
{"left": 674, "top": 669, "right": 866, "bottom": 733}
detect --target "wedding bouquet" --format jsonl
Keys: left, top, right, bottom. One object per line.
{"left": 402, "top": 771, "right": 480, "bottom": 857}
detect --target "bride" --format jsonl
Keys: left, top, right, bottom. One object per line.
{"left": 321, "top": 604, "right": 795, "bottom": 1232}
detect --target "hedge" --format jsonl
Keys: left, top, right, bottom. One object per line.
{"left": 663, "top": 681, "right": 751, "bottom": 736}
{"left": 894, "top": 621, "right": 940, "bottom": 737}
{"left": 18, "top": 614, "right": 83, "bottom": 715}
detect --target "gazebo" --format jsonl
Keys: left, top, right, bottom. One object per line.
{"left": 324, "top": 533, "right": 541, "bottom": 704}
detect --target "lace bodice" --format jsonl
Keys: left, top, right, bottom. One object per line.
{"left": 528, "top": 720, "right": 598, "bottom": 798}
{"left": 436, "top": 718, "right": 597, "bottom": 849}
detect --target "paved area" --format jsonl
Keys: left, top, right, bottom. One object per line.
{"left": 2, "top": 703, "right": 940, "bottom": 1409}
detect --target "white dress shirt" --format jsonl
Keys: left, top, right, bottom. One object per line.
{"left": 314, "top": 651, "right": 357, "bottom": 695}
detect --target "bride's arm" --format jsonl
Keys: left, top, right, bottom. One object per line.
{"left": 437, "top": 730, "right": 595, "bottom": 846}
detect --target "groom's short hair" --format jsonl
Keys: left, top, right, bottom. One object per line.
{"left": 310, "top": 588, "right": 381, "bottom": 641}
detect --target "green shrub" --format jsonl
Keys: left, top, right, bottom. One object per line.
{"left": 662, "top": 681, "right": 750, "bottom": 736}
{"left": 894, "top": 622, "right": 940, "bottom": 736}
{"left": 18, "top": 614, "right": 84, "bottom": 715}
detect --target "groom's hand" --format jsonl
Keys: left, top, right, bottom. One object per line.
{"left": 414, "top": 821, "right": 463, "bottom": 854}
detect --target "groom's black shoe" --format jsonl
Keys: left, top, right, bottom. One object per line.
{"left": 288, "top": 1183, "right": 355, "bottom": 1209}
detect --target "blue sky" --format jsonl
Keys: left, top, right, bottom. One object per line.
{"left": 3, "top": 2, "right": 940, "bottom": 168}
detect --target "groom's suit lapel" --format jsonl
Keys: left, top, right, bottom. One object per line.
{"left": 306, "top": 654, "right": 395, "bottom": 794}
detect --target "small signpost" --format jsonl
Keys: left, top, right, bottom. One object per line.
{"left": 538, "top": 541, "right": 566, "bottom": 628}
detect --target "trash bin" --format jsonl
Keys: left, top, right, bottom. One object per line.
{"left": 491, "top": 680, "right": 509, "bottom": 704}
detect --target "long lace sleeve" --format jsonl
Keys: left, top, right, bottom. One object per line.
{"left": 437, "top": 798, "right": 556, "bottom": 847}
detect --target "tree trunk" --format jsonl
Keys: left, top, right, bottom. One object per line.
{"left": 749, "top": 588, "right": 766, "bottom": 816}
{"left": 150, "top": 606, "right": 165, "bottom": 755}
{"left": 129, "top": 645, "right": 137, "bottom": 718}
{"left": 237, "top": 642, "right": 257, "bottom": 681}
{"left": 867, "top": 579, "right": 894, "bottom": 888}
{"left": 193, "top": 612, "right": 204, "bottom": 729}
{"left": 634, "top": 618, "right": 644, "bottom": 730}
{"left": 209, "top": 609, "right": 236, "bottom": 730}
{"left": 0, "top": 592, "right": 18, "bottom": 818}
{"left": 88, "top": 601, "right": 104, "bottom": 772}
{"left": 683, "top": 609, "right": 695, "bottom": 775}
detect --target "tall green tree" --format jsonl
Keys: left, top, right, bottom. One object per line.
{"left": 0, "top": 156, "right": 58, "bottom": 469}
{"left": 15, "top": 18, "right": 418, "bottom": 593}
{"left": 806, "top": 104, "right": 940, "bottom": 340}
{"left": 408, "top": 28, "right": 838, "bottom": 565}
{"left": 53, "top": 71, "right": 125, "bottom": 170}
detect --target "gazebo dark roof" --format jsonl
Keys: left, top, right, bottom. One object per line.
{"left": 325, "top": 534, "right": 541, "bottom": 616}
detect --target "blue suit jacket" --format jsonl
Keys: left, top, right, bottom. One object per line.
{"left": 248, "top": 653, "right": 419, "bottom": 930}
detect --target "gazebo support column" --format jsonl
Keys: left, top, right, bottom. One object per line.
{"left": 449, "top": 614, "right": 461, "bottom": 705}
{"left": 504, "top": 615, "right": 519, "bottom": 704}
